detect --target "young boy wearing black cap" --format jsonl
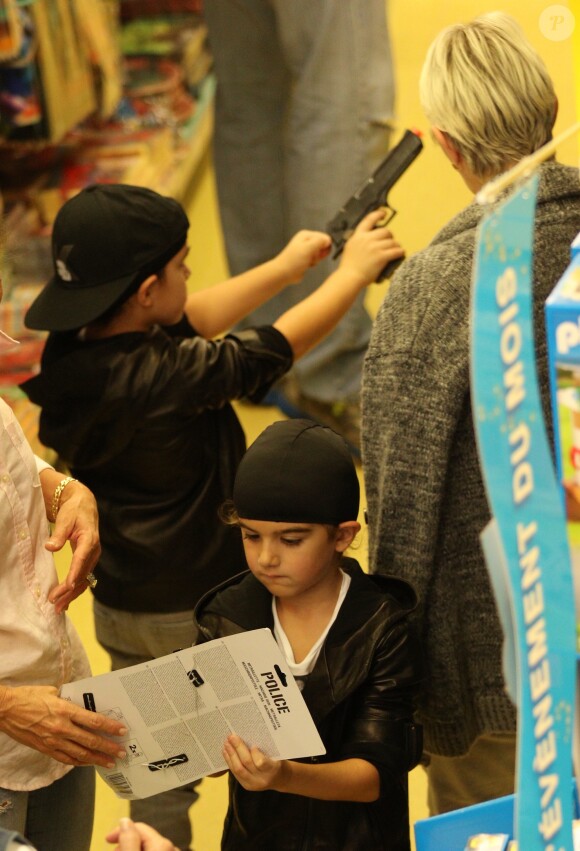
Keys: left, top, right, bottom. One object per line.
{"left": 194, "top": 418, "right": 422, "bottom": 851}
{"left": 21, "top": 184, "right": 403, "bottom": 851}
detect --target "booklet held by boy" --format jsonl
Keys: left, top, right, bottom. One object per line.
{"left": 61, "top": 628, "right": 326, "bottom": 799}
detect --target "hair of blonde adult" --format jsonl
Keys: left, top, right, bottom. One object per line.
{"left": 419, "top": 12, "right": 557, "bottom": 179}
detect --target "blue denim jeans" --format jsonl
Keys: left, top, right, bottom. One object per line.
{"left": 93, "top": 600, "right": 199, "bottom": 851}
{"left": 203, "top": 0, "right": 394, "bottom": 403}
{"left": 0, "top": 767, "right": 94, "bottom": 851}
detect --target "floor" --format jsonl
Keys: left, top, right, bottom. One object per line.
{"left": 51, "top": 1, "right": 578, "bottom": 847}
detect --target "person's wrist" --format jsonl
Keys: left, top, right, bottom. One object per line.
{"left": 271, "top": 759, "right": 291, "bottom": 793}
{"left": 269, "top": 253, "right": 303, "bottom": 288}
{"left": 331, "top": 265, "right": 369, "bottom": 290}
{"left": 50, "top": 476, "right": 78, "bottom": 522}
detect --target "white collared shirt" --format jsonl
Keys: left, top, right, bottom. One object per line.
{"left": 0, "top": 330, "right": 91, "bottom": 790}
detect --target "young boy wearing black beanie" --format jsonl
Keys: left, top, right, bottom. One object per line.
{"left": 195, "top": 418, "right": 423, "bottom": 851}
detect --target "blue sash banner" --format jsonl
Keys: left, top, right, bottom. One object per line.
{"left": 471, "top": 173, "right": 576, "bottom": 850}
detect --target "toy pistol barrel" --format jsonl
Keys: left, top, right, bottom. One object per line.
{"left": 326, "top": 128, "right": 423, "bottom": 268}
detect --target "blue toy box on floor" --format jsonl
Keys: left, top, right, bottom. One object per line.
{"left": 414, "top": 781, "right": 580, "bottom": 850}
{"left": 414, "top": 793, "right": 514, "bottom": 851}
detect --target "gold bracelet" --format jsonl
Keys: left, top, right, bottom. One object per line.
{"left": 50, "top": 476, "right": 77, "bottom": 522}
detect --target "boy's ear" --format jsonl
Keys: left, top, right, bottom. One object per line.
{"left": 135, "top": 274, "right": 160, "bottom": 307}
{"left": 335, "top": 521, "right": 361, "bottom": 552}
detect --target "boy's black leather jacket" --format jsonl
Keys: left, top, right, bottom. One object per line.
{"left": 194, "top": 558, "right": 423, "bottom": 851}
{"left": 22, "top": 318, "right": 292, "bottom": 612}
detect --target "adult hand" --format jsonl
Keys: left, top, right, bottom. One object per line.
{"left": 339, "top": 209, "right": 404, "bottom": 285}
{"left": 223, "top": 733, "right": 286, "bottom": 792}
{"left": 106, "top": 818, "right": 178, "bottom": 850}
{"left": 42, "top": 476, "right": 101, "bottom": 612}
{"left": 275, "top": 230, "right": 332, "bottom": 285}
{"left": 0, "top": 685, "right": 127, "bottom": 768}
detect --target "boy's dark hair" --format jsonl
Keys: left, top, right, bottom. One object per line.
{"left": 232, "top": 419, "right": 360, "bottom": 524}
{"left": 25, "top": 183, "right": 188, "bottom": 332}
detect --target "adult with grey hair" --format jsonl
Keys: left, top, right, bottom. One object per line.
{"left": 361, "top": 12, "right": 580, "bottom": 815}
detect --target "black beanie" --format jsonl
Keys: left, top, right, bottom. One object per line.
{"left": 233, "top": 419, "right": 359, "bottom": 524}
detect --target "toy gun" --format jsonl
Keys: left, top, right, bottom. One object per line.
{"left": 326, "top": 128, "right": 423, "bottom": 281}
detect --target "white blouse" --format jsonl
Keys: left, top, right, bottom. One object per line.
{"left": 0, "top": 331, "right": 90, "bottom": 791}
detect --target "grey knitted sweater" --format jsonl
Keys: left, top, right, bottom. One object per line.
{"left": 362, "top": 162, "right": 580, "bottom": 756}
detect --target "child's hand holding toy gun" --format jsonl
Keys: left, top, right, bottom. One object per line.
{"left": 326, "top": 128, "right": 423, "bottom": 282}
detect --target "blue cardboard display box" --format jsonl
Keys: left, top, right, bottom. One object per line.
{"left": 545, "top": 232, "right": 580, "bottom": 629}
{"left": 414, "top": 793, "right": 514, "bottom": 850}
{"left": 414, "top": 781, "right": 580, "bottom": 850}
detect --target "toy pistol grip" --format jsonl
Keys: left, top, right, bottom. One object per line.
{"left": 377, "top": 254, "right": 405, "bottom": 282}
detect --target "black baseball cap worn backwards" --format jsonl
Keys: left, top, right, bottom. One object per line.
{"left": 233, "top": 418, "right": 360, "bottom": 525}
{"left": 25, "top": 183, "right": 189, "bottom": 332}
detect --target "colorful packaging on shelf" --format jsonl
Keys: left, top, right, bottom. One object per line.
{"left": 545, "top": 231, "right": 580, "bottom": 634}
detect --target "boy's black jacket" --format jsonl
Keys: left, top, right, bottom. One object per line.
{"left": 21, "top": 319, "right": 293, "bottom": 612}
{"left": 194, "top": 558, "right": 423, "bottom": 851}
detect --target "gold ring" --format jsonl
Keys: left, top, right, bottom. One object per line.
{"left": 86, "top": 572, "right": 98, "bottom": 589}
